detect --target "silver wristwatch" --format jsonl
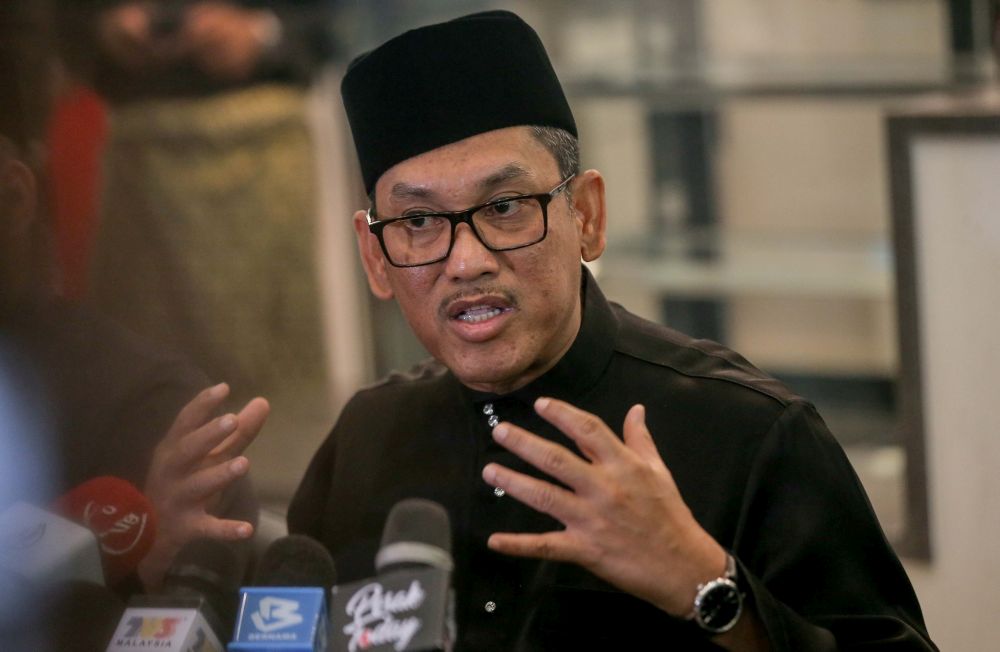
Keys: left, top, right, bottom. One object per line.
{"left": 687, "top": 553, "right": 744, "bottom": 634}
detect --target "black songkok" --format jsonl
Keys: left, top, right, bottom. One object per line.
{"left": 341, "top": 10, "right": 578, "bottom": 194}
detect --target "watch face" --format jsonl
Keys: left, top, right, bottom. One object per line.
{"left": 695, "top": 579, "right": 742, "bottom": 633}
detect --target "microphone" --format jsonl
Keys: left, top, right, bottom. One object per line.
{"left": 52, "top": 476, "right": 157, "bottom": 587}
{"left": 0, "top": 477, "right": 155, "bottom": 589}
{"left": 0, "top": 500, "right": 105, "bottom": 587}
{"left": 0, "top": 578, "right": 126, "bottom": 652}
{"left": 161, "top": 537, "right": 244, "bottom": 637}
{"left": 254, "top": 535, "right": 339, "bottom": 589}
{"left": 229, "top": 534, "right": 337, "bottom": 651}
{"left": 105, "top": 538, "right": 245, "bottom": 652}
{"left": 46, "top": 580, "right": 126, "bottom": 652}
{"left": 0, "top": 478, "right": 155, "bottom": 650}
{"left": 330, "top": 498, "right": 455, "bottom": 652}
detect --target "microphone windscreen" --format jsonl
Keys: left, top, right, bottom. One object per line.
{"left": 254, "top": 534, "right": 337, "bottom": 588}
{"left": 163, "top": 538, "right": 244, "bottom": 633}
{"left": 52, "top": 476, "right": 157, "bottom": 586}
{"left": 375, "top": 498, "right": 452, "bottom": 572}
{"left": 165, "top": 537, "right": 243, "bottom": 594}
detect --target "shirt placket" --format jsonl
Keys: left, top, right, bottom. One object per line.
{"left": 481, "top": 402, "right": 505, "bottom": 498}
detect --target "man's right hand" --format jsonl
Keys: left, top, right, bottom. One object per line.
{"left": 138, "top": 382, "right": 269, "bottom": 591}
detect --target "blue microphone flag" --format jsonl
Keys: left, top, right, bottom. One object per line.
{"left": 229, "top": 587, "right": 328, "bottom": 651}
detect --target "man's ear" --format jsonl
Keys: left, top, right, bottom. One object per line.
{"left": 353, "top": 209, "right": 395, "bottom": 300}
{"left": 0, "top": 156, "right": 38, "bottom": 235}
{"left": 571, "top": 169, "right": 607, "bottom": 262}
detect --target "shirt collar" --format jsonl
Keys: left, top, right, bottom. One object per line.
{"left": 459, "top": 266, "right": 619, "bottom": 407}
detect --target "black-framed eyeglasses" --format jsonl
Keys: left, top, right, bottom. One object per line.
{"left": 366, "top": 174, "right": 575, "bottom": 268}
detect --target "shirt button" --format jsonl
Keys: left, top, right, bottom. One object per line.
{"left": 482, "top": 403, "right": 494, "bottom": 416}
{"left": 487, "top": 415, "right": 499, "bottom": 427}
{"left": 484, "top": 601, "right": 497, "bottom": 613}
{"left": 493, "top": 487, "right": 505, "bottom": 498}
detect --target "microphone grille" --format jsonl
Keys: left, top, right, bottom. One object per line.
{"left": 164, "top": 537, "right": 244, "bottom": 594}
{"left": 254, "top": 534, "right": 337, "bottom": 588}
{"left": 376, "top": 498, "right": 452, "bottom": 572}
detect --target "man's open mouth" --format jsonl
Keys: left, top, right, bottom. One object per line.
{"left": 455, "top": 305, "right": 505, "bottom": 323}
{"left": 444, "top": 291, "right": 516, "bottom": 325}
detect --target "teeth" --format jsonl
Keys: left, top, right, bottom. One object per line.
{"left": 458, "top": 306, "right": 502, "bottom": 323}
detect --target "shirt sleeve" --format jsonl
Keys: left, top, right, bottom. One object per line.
{"left": 731, "top": 400, "right": 936, "bottom": 651}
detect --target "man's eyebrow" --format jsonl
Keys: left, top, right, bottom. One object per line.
{"left": 388, "top": 163, "right": 536, "bottom": 203}
{"left": 476, "top": 163, "right": 535, "bottom": 191}
{"left": 389, "top": 182, "right": 433, "bottom": 201}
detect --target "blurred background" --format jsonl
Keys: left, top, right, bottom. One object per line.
{"left": 7, "top": 0, "right": 1000, "bottom": 648}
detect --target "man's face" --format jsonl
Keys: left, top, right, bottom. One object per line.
{"left": 354, "top": 126, "right": 606, "bottom": 394}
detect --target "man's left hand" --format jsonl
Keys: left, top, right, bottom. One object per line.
{"left": 138, "top": 383, "right": 269, "bottom": 590}
{"left": 482, "top": 397, "right": 726, "bottom": 618}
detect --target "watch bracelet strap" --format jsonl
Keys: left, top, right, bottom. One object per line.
{"left": 685, "top": 552, "right": 741, "bottom": 621}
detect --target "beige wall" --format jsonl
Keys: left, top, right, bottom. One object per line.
{"left": 716, "top": 98, "right": 896, "bottom": 374}
{"left": 900, "top": 132, "right": 1000, "bottom": 650}
{"left": 703, "top": 0, "right": 947, "bottom": 62}
{"left": 569, "top": 2, "right": 990, "bottom": 645}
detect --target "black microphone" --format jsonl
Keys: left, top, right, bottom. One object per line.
{"left": 229, "top": 535, "right": 337, "bottom": 651}
{"left": 161, "top": 537, "right": 244, "bottom": 636}
{"left": 0, "top": 496, "right": 125, "bottom": 651}
{"left": 0, "top": 577, "right": 125, "bottom": 652}
{"left": 330, "top": 498, "right": 455, "bottom": 652}
{"left": 105, "top": 538, "right": 245, "bottom": 651}
{"left": 255, "top": 534, "right": 339, "bottom": 588}
{"left": 47, "top": 580, "right": 126, "bottom": 652}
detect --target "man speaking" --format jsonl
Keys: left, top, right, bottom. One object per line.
{"left": 289, "top": 10, "right": 936, "bottom": 651}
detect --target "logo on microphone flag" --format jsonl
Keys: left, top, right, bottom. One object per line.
{"left": 250, "top": 596, "right": 305, "bottom": 632}
{"left": 106, "top": 607, "right": 223, "bottom": 651}
{"left": 330, "top": 566, "right": 452, "bottom": 652}
{"left": 82, "top": 498, "right": 151, "bottom": 556}
{"left": 230, "top": 587, "right": 328, "bottom": 649}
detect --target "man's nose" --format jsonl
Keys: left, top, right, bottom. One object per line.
{"left": 443, "top": 222, "right": 500, "bottom": 280}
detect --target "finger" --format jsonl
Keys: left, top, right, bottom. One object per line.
{"left": 487, "top": 530, "right": 578, "bottom": 563}
{"left": 188, "top": 515, "right": 254, "bottom": 541}
{"left": 174, "top": 455, "right": 249, "bottom": 504}
{"left": 180, "top": 13, "right": 226, "bottom": 48}
{"left": 491, "top": 422, "right": 595, "bottom": 491}
{"left": 482, "top": 462, "right": 586, "bottom": 525}
{"left": 621, "top": 404, "right": 662, "bottom": 466}
{"left": 210, "top": 397, "right": 269, "bottom": 458}
{"left": 167, "top": 412, "right": 240, "bottom": 472}
{"left": 165, "top": 382, "right": 230, "bottom": 443}
{"left": 533, "top": 397, "right": 622, "bottom": 463}
{"left": 183, "top": 3, "right": 224, "bottom": 27}
{"left": 186, "top": 2, "right": 231, "bottom": 20}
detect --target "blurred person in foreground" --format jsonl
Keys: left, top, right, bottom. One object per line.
{"left": 1, "top": 1, "right": 268, "bottom": 594}
{"left": 55, "top": 0, "right": 336, "bottom": 429}
{"left": 289, "top": 11, "right": 936, "bottom": 651}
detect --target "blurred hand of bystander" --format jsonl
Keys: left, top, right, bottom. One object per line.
{"left": 138, "top": 382, "right": 269, "bottom": 591}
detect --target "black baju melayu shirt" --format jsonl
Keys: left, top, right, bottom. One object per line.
{"left": 288, "top": 269, "right": 935, "bottom": 651}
